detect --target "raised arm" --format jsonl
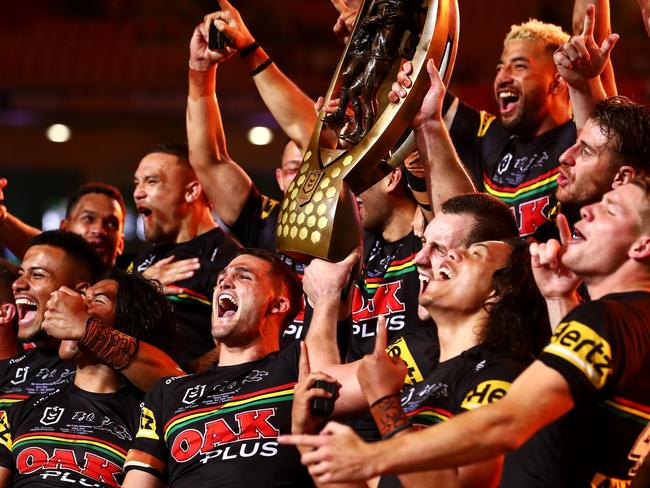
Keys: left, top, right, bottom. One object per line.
{"left": 211, "top": 0, "right": 317, "bottom": 150}
{"left": 301, "top": 249, "right": 369, "bottom": 415}
{"left": 186, "top": 17, "right": 253, "bottom": 227}
{"left": 389, "top": 60, "right": 476, "bottom": 216}
{"left": 0, "top": 178, "right": 40, "bottom": 260}
{"left": 573, "top": 0, "right": 616, "bottom": 97}
{"left": 556, "top": 4, "right": 618, "bottom": 129}
{"left": 42, "top": 287, "right": 185, "bottom": 392}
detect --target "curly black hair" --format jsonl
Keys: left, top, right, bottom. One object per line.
{"left": 102, "top": 268, "right": 180, "bottom": 358}
{"left": 480, "top": 238, "right": 550, "bottom": 361}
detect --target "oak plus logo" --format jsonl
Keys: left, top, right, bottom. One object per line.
{"left": 182, "top": 385, "right": 206, "bottom": 405}
{"left": 170, "top": 408, "right": 280, "bottom": 464}
{"left": 40, "top": 407, "right": 65, "bottom": 426}
{"left": 16, "top": 448, "right": 122, "bottom": 487}
{"left": 544, "top": 320, "right": 613, "bottom": 389}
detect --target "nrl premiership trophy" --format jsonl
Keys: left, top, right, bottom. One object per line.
{"left": 277, "top": 0, "right": 459, "bottom": 262}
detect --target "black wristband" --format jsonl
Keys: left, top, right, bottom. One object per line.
{"left": 249, "top": 58, "right": 272, "bottom": 77}
{"left": 239, "top": 41, "right": 259, "bottom": 58}
{"left": 442, "top": 91, "right": 455, "bottom": 116}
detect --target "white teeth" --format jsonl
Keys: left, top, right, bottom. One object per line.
{"left": 15, "top": 298, "right": 37, "bottom": 307}
{"left": 436, "top": 268, "right": 452, "bottom": 280}
{"left": 499, "top": 91, "right": 517, "bottom": 99}
{"left": 218, "top": 294, "right": 238, "bottom": 308}
{"left": 418, "top": 274, "right": 430, "bottom": 283}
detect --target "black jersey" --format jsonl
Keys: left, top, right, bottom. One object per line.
{"left": 128, "top": 228, "right": 242, "bottom": 367}
{"left": 379, "top": 344, "right": 528, "bottom": 488}
{"left": 0, "top": 348, "right": 73, "bottom": 410}
{"left": 348, "top": 325, "right": 440, "bottom": 442}
{"left": 400, "top": 344, "right": 527, "bottom": 427}
{"left": 125, "top": 342, "right": 314, "bottom": 488}
{"left": 348, "top": 231, "right": 437, "bottom": 361}
{"left": 230, "top": 186, "right": 281, "bottom": 253}
{"left": 501, "top": 291, "right": 650, "bottom": 487}
{"left": 0, "top": 382, "right": 141, "bottom": 488}
{"left": 449, "top": 100, "right": 576, "bottom": 237}
{"left": 337, "top": 231, "right": 439, "bottom": 442}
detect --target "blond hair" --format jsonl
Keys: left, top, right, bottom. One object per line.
{"left": 504, "top": 19, "right": 569, "bottom": 52}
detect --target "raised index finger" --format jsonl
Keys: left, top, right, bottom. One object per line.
{"left": 373, "top": 316, "right": 388, "bottom": 355}
{"left": 557, "top": 213, "right": 572, "bottom": 246}
{"left": 582, "top": 3, "right": 595, "bottom": 38}
{"left": 298, "top": 341, "right": 312, "bottom": 380}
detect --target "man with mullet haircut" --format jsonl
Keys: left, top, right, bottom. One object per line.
{"left": 281, "top": 176, "right": 650, "bottom": 487}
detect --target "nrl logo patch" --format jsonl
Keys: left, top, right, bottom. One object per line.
{"left": 182, "top": 385, "right": 206, "bottom": 405}
{"left": 40, "top": 406, "right": 65, "bottom": 426}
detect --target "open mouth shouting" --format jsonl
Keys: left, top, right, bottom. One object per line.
{"left": 217, "top": 292, "right": 239, "bottom": 319}
{"left": 498, "top": 90, "right": 520, "bottom": 116}
{"left": 434, "top": 264, "right": 454, "bottom": 281}
{"left": 15, "top": 296, "right": 38, "bottom": 327}
{"left": 137, "top": 206, "right": 153, "bottom": 219}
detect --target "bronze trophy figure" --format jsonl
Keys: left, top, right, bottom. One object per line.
{"left": 277, "top": 0, "right": 459, "bottom": 262}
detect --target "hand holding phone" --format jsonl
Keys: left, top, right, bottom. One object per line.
{"left": 208, "top": 3, "right": 227, "bottom": 50}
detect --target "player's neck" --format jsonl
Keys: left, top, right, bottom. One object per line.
{"left": 218, "top": 339, "right": 278, "bottom": 367}
{"left": 381, "top": 200, "right": 417, "bottom": 242}
{"left": 434, "top": 310, "right": 487, "bottom": 362}
{"left": 584, "top": 268, "right": 650, "bottom": 301}
{"left": 529, "top": 105, "right": 570, "bottom": 138}
{"left": 74, "top": 361, "right": 125, "bottom": 394}
{"left": 175, "top": 207, "right": 217, "bottom": 244}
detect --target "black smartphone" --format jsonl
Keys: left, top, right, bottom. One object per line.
{"left": 208, "top": 3, "right": 227, "bottom": 50}
{"left": 310, "top": 380, "right": 337, "bottom": 417}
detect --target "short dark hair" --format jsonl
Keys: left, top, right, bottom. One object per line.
{"left": 440, "top": 193, "right": 519, "bottom": 244}
{"left": 0, "top": 258, "right": 19, "bottom": 304}
{"left": 234, "top": 248, "right": 303, "bottom": 331}
{"left": 102, "top": 268, "right": 180, "bottom": 357}
{"left": 481, "top": 238, "right": 550, "bottom": 360}
{"left": 29, "top": 230, "right": 105, "bottom": 283}
{"left": 143, "top": 142, "right": 210, "bottom": 206}
{"left": 144, "top": 142, "right": 190, "bottom": 164}
{"left": 591, "top": 96, "right": 650, "bottom": 173}
{"left": 65, "top": 182, "right": 126, "bottom": 224}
